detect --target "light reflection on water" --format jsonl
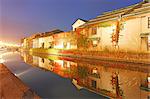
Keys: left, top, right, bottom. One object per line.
{"left": 2, "top": 52, "right": 150, "bottom": 99}
{"left": 3, "top": 52, "right": 107, "bottom": 99}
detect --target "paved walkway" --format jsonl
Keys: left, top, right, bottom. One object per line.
{"left": 0, "top": 63, "right": 40, "bottom": 99}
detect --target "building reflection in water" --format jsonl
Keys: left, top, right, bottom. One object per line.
{"left": 21, "top": 53, "right": 150, "bottom": 99}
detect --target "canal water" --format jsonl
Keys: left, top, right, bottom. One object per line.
{"left": 1, "top": 51, "right": 150, "bottom": 99}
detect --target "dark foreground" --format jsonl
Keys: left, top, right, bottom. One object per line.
{"left": 0, "top": 63, "right": 39, "bottom": 99}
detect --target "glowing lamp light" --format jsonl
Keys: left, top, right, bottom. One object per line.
{"left": 92, "top": 68, "right": 98, "bottom": 74}
{"left": 66, "top": 62, "right": 70, "bottom": 68}
{"left": 0, "top": 52, "right": 15, "bottom": 64}
{"left": 0, "top": 59, "right": 5, "bottom": 63}
{"left": 0, "top": 41, "right": 20, "bottom": 47}
{"left": 0, "top": 55, "right": 4, "bottom": 63}
{"left": 148, "top": 76, "right": 150, "bottom": 88}
{"left": 55, "top": 60, "right": 64, "bottom": 68}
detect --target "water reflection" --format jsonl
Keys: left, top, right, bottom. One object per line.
{"left": 21, "top": 52, "right": 150, "bottom": 99}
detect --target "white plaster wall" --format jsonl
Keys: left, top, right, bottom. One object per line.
{"left": 33, "top": 38, "right": 39, "bottom": 48}
{"left": 23, "top": 39, "right": 27, "bottom": 48}
{"left": 97, "top": 67, "right": 148, "bottom": 99}
{"left": 118, "top": 18, "right": 141, "bottom": 52}
{"left": 96, "top": 27, "right": 102, "bottom": 37}
{"left": 100, "top": 71, "right": 114, "bottom": 92}
{"left": 88, "top": 27, "right": 103, "bottom": 49}
{"left": 141, "top": 13, "right": 150, "bottom": 34}
{"left": 43, "top": 59, "right": 54, "bottom": 71}
{"left": 101, "top": 26, "right": 114, "bottom": 49}
{"left": 90, "top": 27, "right": 102, "bottom": 38}
{"left": 43, "top": 36, "right": 53, "bottom": 48}
{"left": 70, "top": 45, "right": 77, "bottom": 49}
{"left": 54, "top": 41, "right": 64, "bottom": 49}
{"left": 33, "top": 56, "right": 39, "bottom": 66}
{"left": 97, "top": 27, "right": 103, "bottom": 48}
{"left": 93, "top": 13, "right": 150, "bottom": 52}
{"left": 72, "top": 19, "right": 86, "bottom": 31}
{"left": 43, "top": 58, "right": 50, "bottom": 67}
{"left": 119, "top": 70, "right": 146, "bottom": 99}
{"left": 39, "top": 57, "right": 45, "bottom": 68}
{"left": 43, "top": 37, "right": 49, "bottom": 48}
{"left": 39, "top": 38, "right": 44, "bottom": 48}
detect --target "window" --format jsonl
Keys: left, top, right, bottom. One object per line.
{"left": 91, "top": 27, "right": 97, "bottom": 35}
{"left": 63, "top": 42, "right": 67, "bottom": 48}
{"left": 91, "top": 80, "right": 97, "bottom": 88}
{"left": 141, "top": 37, "right": 149, "bottom": 51}
{"left": 148, "top": 36, "right": 150, "bottom": 50}
{"left": 49, "top": 59, "right": 53, "bottom": 65}
{"left": 148, "top": 17, "right": 150, "bottom": 28}
{"left": 148, "top": 76, "right": 150, "bottom": 88}
{"left": 49, "top": 42, "right": 53, "bottom": 48}
{"left": 42, "top": 43, "right": 44, "bottom": 48}
{"left": 42, "top": 58, "right": 44, "bottom": 63}
{"left": 92, "top": 68, "right": 98, "bottom": 74}
{"left": 93, "top": 40, "right": 98, "bottom": 47}
{"left": 79, "top": 29, "right": 86, "bottom": 35}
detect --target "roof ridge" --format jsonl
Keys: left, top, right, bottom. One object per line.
{"left": 97, "top": 1, "right": 148, "bottom": 18}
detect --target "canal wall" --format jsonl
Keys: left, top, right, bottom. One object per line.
{"left": 28, "top": 48, "right": 150, "bottom": 64}
{"left": 0, "top": 63, "right": 40, "bottom": 99}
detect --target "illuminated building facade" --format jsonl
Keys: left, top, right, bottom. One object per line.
{"left": 22, "top": 1, "right": 150, "bottom": 53}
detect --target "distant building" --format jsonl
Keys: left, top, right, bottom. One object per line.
{"left": 22, "top": 29, "right": 77, "bottom": 50}
{"left": 32, "top": 29, "right": 63, "bottom": 49}
{"left": 52, "top": 31, "right": 77, "bottom": 49}
{"left": 72, "top": 18, "right": 87, "bottom": 31}
{"left": 32, "top": 34, "right": 41, "bottom": 48}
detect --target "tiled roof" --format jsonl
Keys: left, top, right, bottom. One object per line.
{"left": 72, "top": 18, "right": 88, "bottom": 25}
{"left": 80, "top": 1, "right": 150, "bottom": 27}
{"left": 45, "top": 29, "right": 63, "bottom": 35}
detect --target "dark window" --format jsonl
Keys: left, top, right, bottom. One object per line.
{"left": 64, "top": 61, "right": 67, "bottom": 67}
{"left": 148, "top": 17, "right": 150, "bottom": 28}
{"left": 49, "top": 59, "right": 53, "bottom": 65}
{"left": 49, "top": 42, "right": 53, "bottom": 48}
{"left": 63, "top": 42, "right": 67, "bottom": 48}
{"left": 148, "top": 36, "right": 150, "bottom": 51}
{"left": 42, "top": 43, "right": 44, "bottom": 48}
{"left": 91, "top": 80, "right": 97, "bottom": 88}
{"left": 42, "top": 58, "right": 44, "bottom": 63}
{"left": 91, "top": 27, "right": 97, "bottom": 35}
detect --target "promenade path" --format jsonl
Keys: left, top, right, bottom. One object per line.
{"left": 0, "top": 63, "right": 40, "bottom": 99}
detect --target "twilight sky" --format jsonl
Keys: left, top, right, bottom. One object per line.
{"left": 0, "top": 0, "right": 142, "bottom": 44}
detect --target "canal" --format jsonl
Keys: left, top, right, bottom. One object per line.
{"left": 1, "top": 51, "right": 150, "bottom": 99}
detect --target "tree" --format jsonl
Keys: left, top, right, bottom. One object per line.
{"left": 77, "top": 66, "right": 88, "bottom": 79}
{"left": 77, "top": 34, "right": 91, "bottom": 49}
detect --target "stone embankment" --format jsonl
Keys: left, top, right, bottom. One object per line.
{"left": 0, "top": 63, "right": 40, "bottom": 99}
